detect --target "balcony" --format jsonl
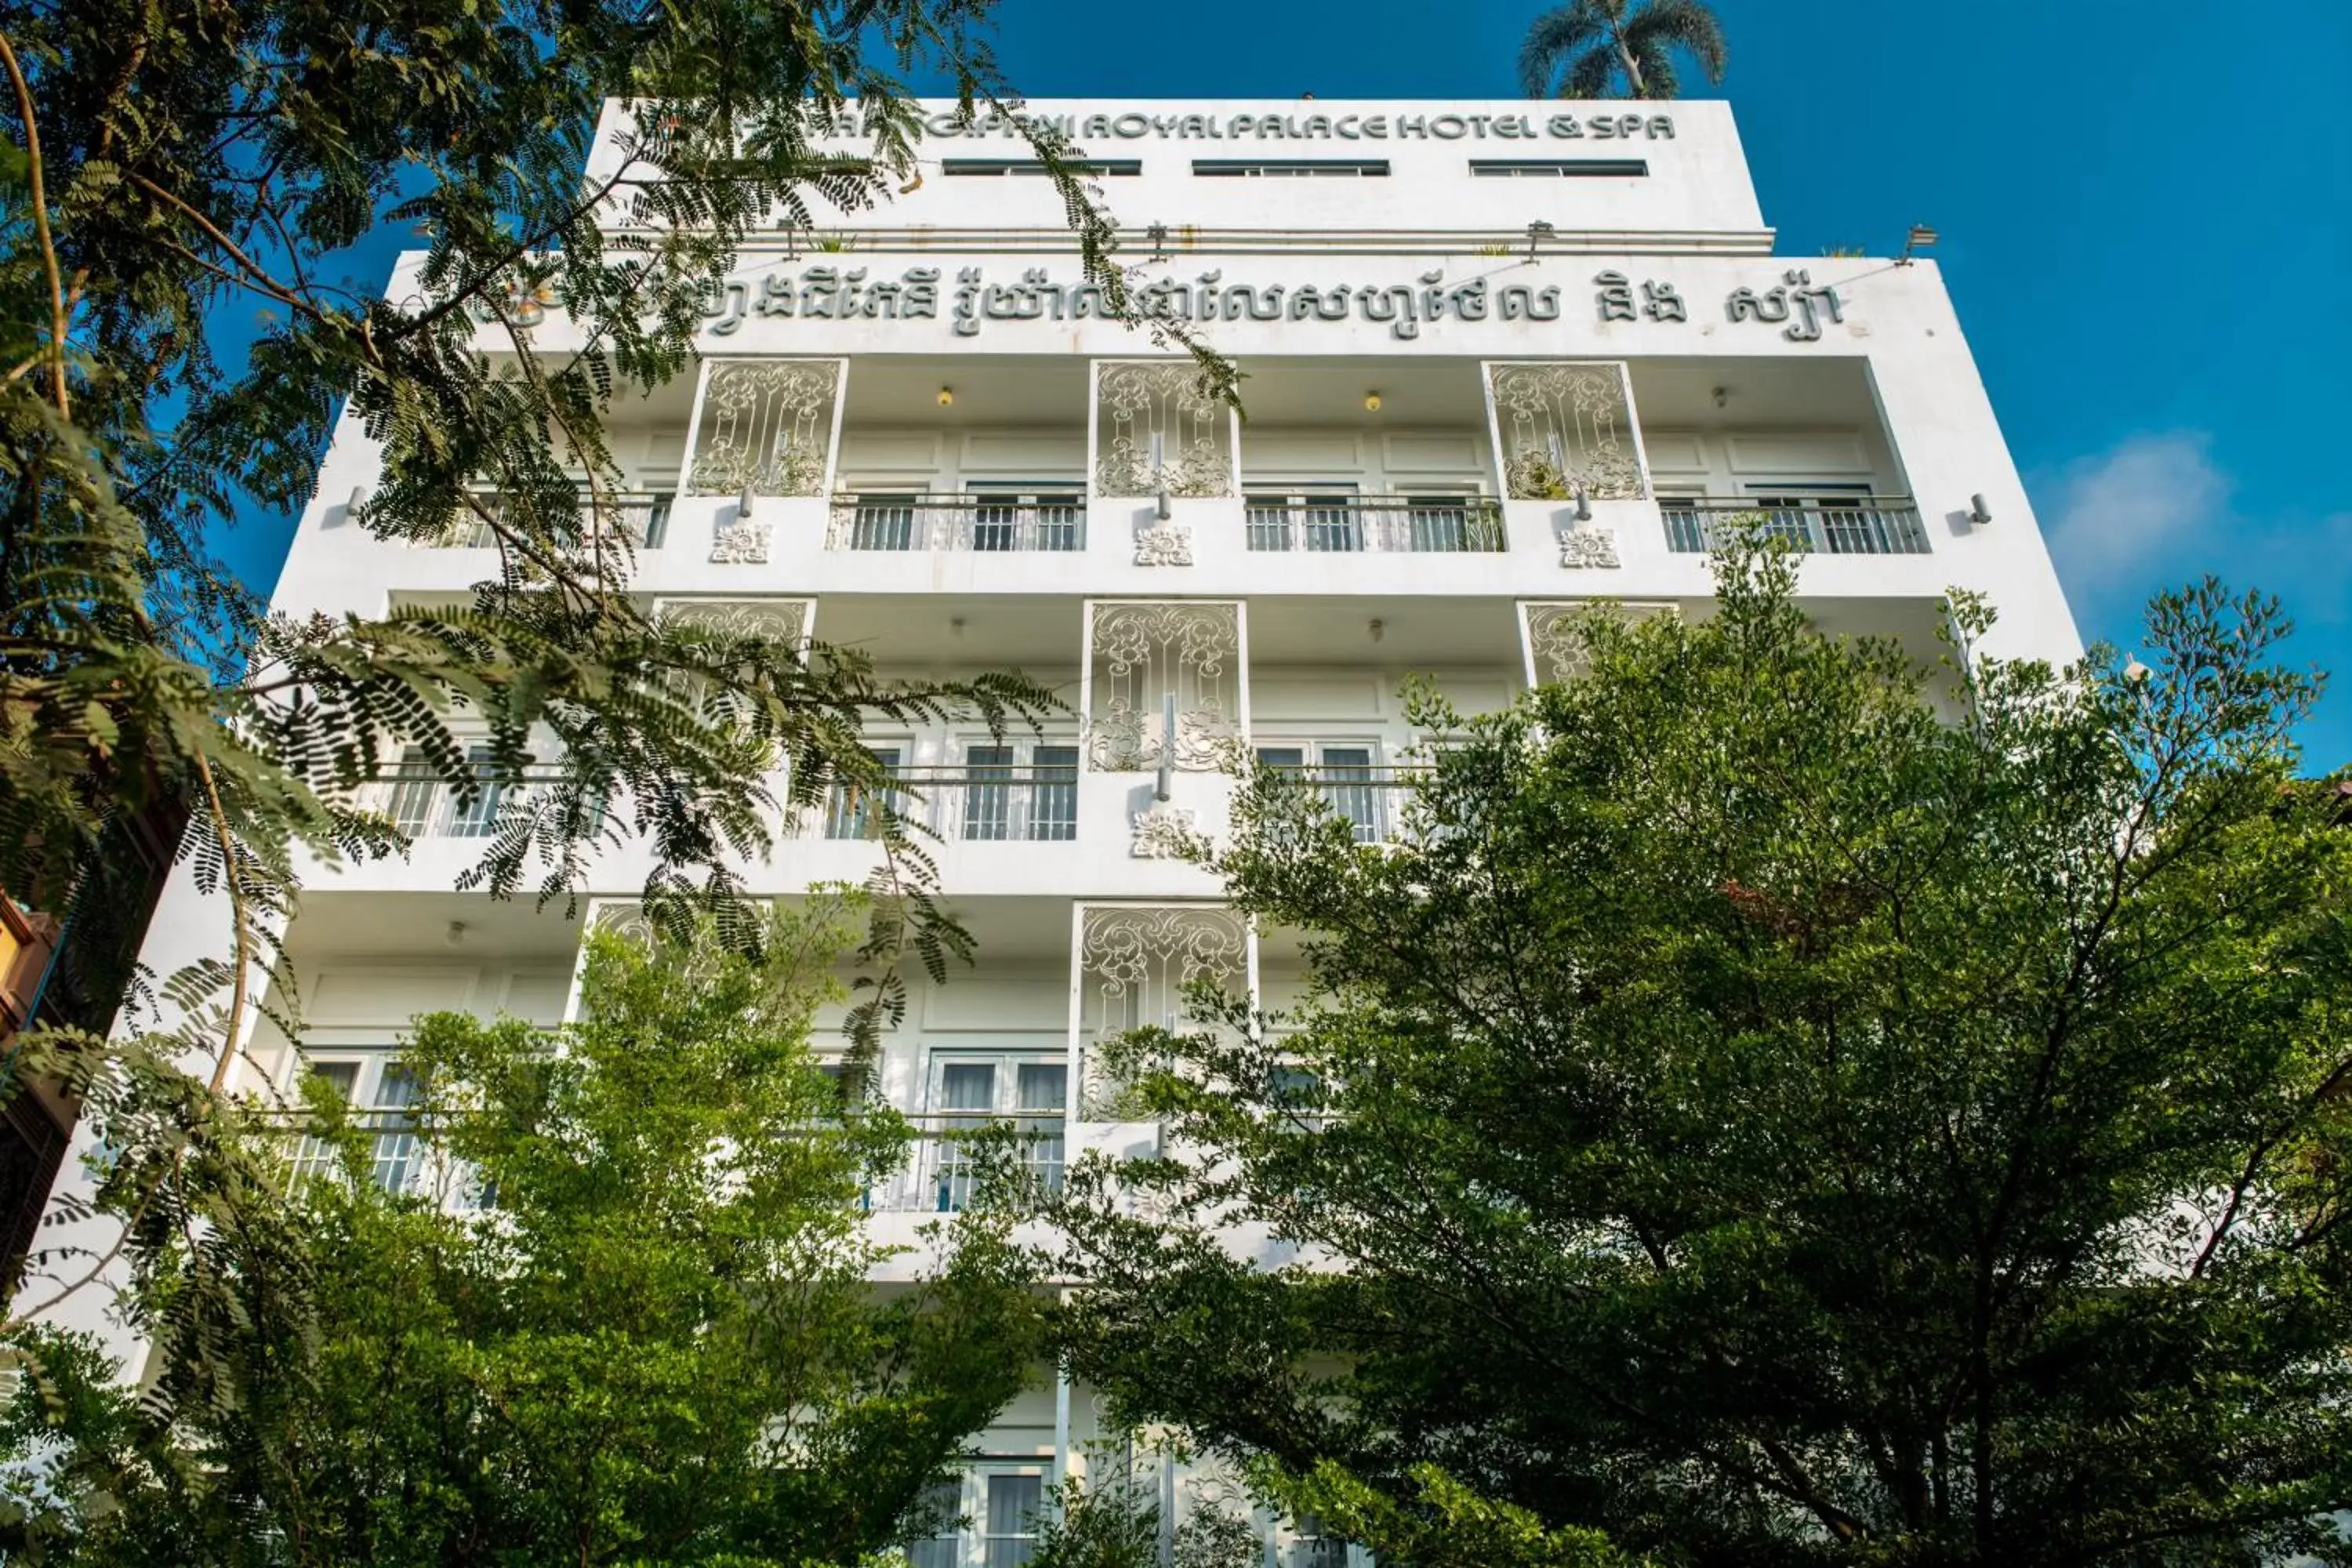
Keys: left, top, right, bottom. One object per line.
{"left": 352, "top": 762, "right": 581, "bottom": 839}
{"left": 1254, "top": 759, "right": 1424, "bottom": 844}
{"left": 867, "top": 1115, "right": 1067, "bottom": 1213}
{"left": 827, "top": 492, "right": 1084, "bottom": 553}
{"left": 817, "top": 762, "right": 1081, "bottom": 845}
{"left": 1242, "top": 495, "right": 1504, "bottom": 554}
{"left": 425, "top": 489, "right": 673, "bottom": 550}
{"left": 1661, "top": 495, "right": 1928, "bottom": 556}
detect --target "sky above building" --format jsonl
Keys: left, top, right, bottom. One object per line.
{"left": 213, "top": 0, "right": 2352, "bottom": 765}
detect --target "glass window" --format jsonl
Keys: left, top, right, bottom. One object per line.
{"left": 963, "top": 745, "right": 1016, "bottom": 842}
{"left": 825, "top": 746, "right": 903, "bottom": 840}
{"left": 984, "top": 1473, "right": 1044, "bottom": 1568}
{"left": 907, "top": 1478, "right": 964, "bottom": 1568}
{"left": 445, "top": 745, "right": 506, "bottom": 839}
{"left": 1257, "top": 744, "right": 1383, "bottom": 844}
{"left": 286, "top": 1056, "right": 423, "bottom": 1194}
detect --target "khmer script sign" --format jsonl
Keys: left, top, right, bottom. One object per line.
{"left": 677, "top": 265, "right": 1847, "bottom": 344}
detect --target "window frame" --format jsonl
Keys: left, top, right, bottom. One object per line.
{"left": 1192, "top": 158, "right": 1390, "bottom": 178}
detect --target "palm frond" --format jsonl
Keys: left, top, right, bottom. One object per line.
{"left": 1627, "top": 0, "right": 1728, "bottom": 90}
{"left": 1567, "top": 46, "right": 1624, "bottom": 100}
{"left": 1630, "top": 42, "right": 1682, "bottom": 100}
{"left": 1517, "top": 3, "right": 1609, "bottom": 96}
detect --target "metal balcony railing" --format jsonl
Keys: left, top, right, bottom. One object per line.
{"left": 866, "top": 1116, "right": 1068, "bottom": 1213}
{"left": 425, "top": 489, "right": 672, "bottom": 550}
{"left": 827, "top": 493, "right": 1085, "bottom": 552}
{"left": 1661, "top": 496, "right": 1929, "bottom": 556}
{"left": 350, "top": 768, "right": 583, "bottom": 839}
{"left": 818, "top": 764, "right": 1081, "bottom": 844}
{"left": 1258, "top": 764, "right": 1425, "bottom": 844}
{"left": 1243, "top": 496, "right": 1504, "bottom": 554}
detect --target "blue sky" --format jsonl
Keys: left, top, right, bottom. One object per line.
{"left": 216, "top": 0, "right": 2352, "bottom": 765}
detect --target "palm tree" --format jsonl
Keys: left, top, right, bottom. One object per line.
{"left": 1518, "top": 0, "right": 1728, "bottom": 100}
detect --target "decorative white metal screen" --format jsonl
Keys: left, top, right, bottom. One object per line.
{"left": 1520, "top": 600, "right": 1679, "bottom": 685}
{"left": 1085, "top": 601, "right": 1242, "bottom": 772}
{"left": 686, "top": 359, "right": 842, "bottom": 496}
{"left": 1485, "top": 361, "right": 1648, "bottom": 501}
{"left": 1092, "top": 361, "right": 1234, "bottom": 499}
{"left": 652, "top": 597, "right": 814, "bottom": 730}
{"left": 1075, "top": 904, "right": 1249, "bottom": 1117}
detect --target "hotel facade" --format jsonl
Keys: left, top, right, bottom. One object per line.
{"left": 43, "top": 99, "right": 2082, "bottom": 1567}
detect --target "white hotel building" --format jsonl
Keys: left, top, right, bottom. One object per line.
{"left": 50, "top": 99, "right": 2082, "bottom": 1565}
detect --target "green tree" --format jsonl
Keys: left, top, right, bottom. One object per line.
{"left": 0, "top": 898, "right": 1044, "bottom": 1565}
{"left": 1053, "top": 539, "right": 2352, "bottom": 1565}
{"left": 1517, "top": 0, "right": 1728, "bottom": 100}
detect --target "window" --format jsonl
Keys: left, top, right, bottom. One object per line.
{"left": 845, "top": 492, "right": 919, "bottom": 551}
{"left": 1279, "top": 1512, "right": 1354, "bottom": 1568}
{"left": 907, "top": 1478, "right": 964, "bottom": 1568}
{"left": 983, "top": 1473, "right": 1044, "bottom": 1568}
{"left": 942, "top": 158, "right": 1140, "bottom": 176}
{"left": 1246, "top": 491, "right": 1361, "bottom": 552}
{"left": 1746, "top": 482, "right": 1875, "bottom": 553}
{"left": 1256, "top": 743, "right": 1384, "bottom": 844}
{"left": 964, "top": 484, "right": 1083, "bottom": 553}
{"left": 285, "top": 1053, "right": 425, "bottom": 1194}
{"left": 907, "top": 1469, "right": 1047, "bottom": 1568}
{"left": 1401, "top": 492, "right": 1501, "bottom": 552}
{"left": 960, "top": 740, "right": 1079, "bottom": 843}
{"left": 928, "top": 1055, "right": 1067, "bottom": 1211}
{"left": 1193, "top": 159, "right": 1388, "bottom": 177}
{"left": 825, "top": 746, "right": 906, "bottom": 840}
{"left": 1468, "top": 158, "right": 1648, "bottom": 177}
{"left": 445, "top": 745, "right": 508, "bottom": 838}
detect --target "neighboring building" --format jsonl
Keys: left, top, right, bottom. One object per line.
{"left": 2, "top": 797, "right": 187, "bottom": 1295}
{"left": 34, "top": 100, "right": 2083, "bottom": 1564}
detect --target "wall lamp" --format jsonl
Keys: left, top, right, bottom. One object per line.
{"left": 1572, "top": 485, "right": 1592, "bottom": 522}
{"left": 1967, "top": 493, "right": 1993, "bottom": 527}
{"left": 937, "top": 386, "right": 953, "bottom": 407}
{"left": 738, "top": 481, "right": 756, "bottom": 520}
{"left": 1363, "top": 390, "right": 1382, "bottom": 412}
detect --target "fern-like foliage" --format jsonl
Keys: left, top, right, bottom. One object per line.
{"left": 0, "top": 0, "right": 1231, "bottom": 1357}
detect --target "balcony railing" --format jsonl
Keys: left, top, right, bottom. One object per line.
{"left": 866, "top": 1116, "right": 1067, "bottom": 1213}
{"left": 1662, "top": 496, "right": 1929, "bottom": 556}
{"left": 425, "top": 490, "right": 672, "bottom": 550}
{"left": 350, "top": 767, "right": 583, "bottom": 839}
{"left": 1243, "top": 496, "right": 1504, "bottom": 554}
{"left": 828, "top": 492, "right": 1085, "bottom": 552}
{"left": 818, "top": 764, "right": 1082, "bottom": 844}
{"left": 1258, "top": 764, "right": 1425, "bottom": 845}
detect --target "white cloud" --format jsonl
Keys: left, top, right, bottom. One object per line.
{"left": 2042, "top": 431, "right": 2230, "bottom": 601}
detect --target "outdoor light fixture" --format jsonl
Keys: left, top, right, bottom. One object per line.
{"left": 1363, "top": 390, "right": 1382, "bottom": 412}
{"left": 1369, "top": 618, "right": 1385, "bottom": 644}
{"left": 346, "top": 485, "right": 367, "bottom": 514}
{"left": 1968, "top": 493, "right": 1993, "bottom": 526}
{"left": 738, "top": 481, "right": 756, "bottom": 519}
{"left": 1156, "top": 489, "right": 1172, "bottom": 521}
{"left": 445, "top": 921, "right": 468, "bottom": 949}
{"left": 1572, "top": 485, "right": 1593, "bottom": 522}
{"left": 937, "top": 386, "right": 953, "bottom": 407}
{"left": 1898, "top": 223, "right": 1940, "bottom": 265}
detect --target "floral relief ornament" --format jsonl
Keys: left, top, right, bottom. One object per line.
{"left": 1133, "top": 522, "right": 1194, "bottom": 567}
{"left": 709, "top": 516, "right": 772, "bottom": 564}
{"left": 1559, "top": 528, "right": 1621, "bottom": 569}
{"left": 1128, "top": 804, "right": 1200, "bottom": 858}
